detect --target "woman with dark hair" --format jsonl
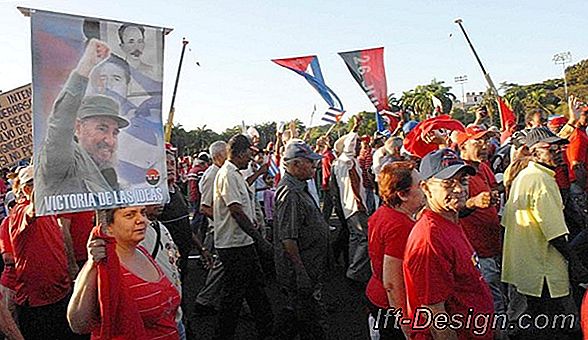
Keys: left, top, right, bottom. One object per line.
{"left": 67, "top": 206, "right": 181, "bottom": 339}
{"left": 366, "top": 161, "right": 424, "bottom": 339}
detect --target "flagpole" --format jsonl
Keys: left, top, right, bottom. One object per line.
{"left": 454, "top": 19, "right": 498, "bottom": 96}
{"left": 309, "top": 105, "right": 316, "bottom": 127}
{"left": 454, "top": 18, "right": 502, "bottom": 126}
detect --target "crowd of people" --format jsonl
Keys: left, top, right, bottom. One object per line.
{"left": 1, "top": 98, "right": 588, "bottom": 340}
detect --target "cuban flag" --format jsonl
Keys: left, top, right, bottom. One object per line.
{"left": 267, "top": 155, "right": 280, "bottom": 177}
{"left": 322, "top": 107, "right": 345, "bottom": 125}
{"left": 272, "top": 55, "right": 345, "bottom": 124}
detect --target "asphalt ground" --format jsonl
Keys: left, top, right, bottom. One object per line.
{"left": 182, "top": 222, "right": 371, "bottom": 340}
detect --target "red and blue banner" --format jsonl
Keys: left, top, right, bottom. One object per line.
{"left": 339, "top": 47, "right": 399, "bottom": 131}
{"left": 272, "top": 56, "right": 344, "bottom": 125}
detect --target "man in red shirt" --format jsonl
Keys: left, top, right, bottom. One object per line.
{"left": 455, "top": 126, "right": 505, "bottom": 316}
{"left": 358, "top": 136, "right": 376, "bottom": 213}
{"left": 566, "top": 109, "right": 588, "bottom": 237}
{"left": 404, "top": 149, "right": 494, "bottom": 339}
{"left": 8, "top": 166, "right": 74, "bottom": 339}
{"left": 316, "top": 136, "right": 337, "bottom": 223}
{"left": 187, "top": 152, "right": 210, "bottom": 213}
{"left": 58, "top": 211, "right": 95, "bottom": 271}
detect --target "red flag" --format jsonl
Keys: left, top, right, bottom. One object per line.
{"left": 380, "top": 111, "right": 400, "bottom": 132}
{"left": 497, "top": 96, "right": 516, "bottom": 132}
{"left": 338, "top": 47, "right": 390, "bottom": 112}
{"left": 403, "top": 115, "right": 465, "bottom": 158}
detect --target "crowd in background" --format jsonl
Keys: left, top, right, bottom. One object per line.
{"left": 1, "top": 98, "right": 588, "bottom": 339}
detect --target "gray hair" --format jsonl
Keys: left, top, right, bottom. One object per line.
{"left": 209, "top": 141, "right": 227, "bottom": 159}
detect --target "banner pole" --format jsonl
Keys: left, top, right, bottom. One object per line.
{"left": 165, "top": 38, "right": 189, "bottom": 143}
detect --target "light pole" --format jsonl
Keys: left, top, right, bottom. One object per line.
{"left": 553, "top": 51, "right": 572, "bottom": 100}
{"left": 454, "top": 75, "right": 468, "bottom": 109}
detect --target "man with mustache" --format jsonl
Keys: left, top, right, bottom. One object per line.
{"left": 502, "top": 127, "right": 588, "bottom": 339}
{"left": 36, "top": 39, "right": 129, "bottom": 214}
{"left": 118, "top": 24, "right": 159, "bottom": 82}
{"left": 455, "top": 126, "right": 506, "bottom": 317}
{"left": 403, "top": 148, "right": 495, "bottom": 339}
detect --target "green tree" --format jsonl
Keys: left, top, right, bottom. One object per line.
{"left": 401, "top": 79, "right": 456, "bottom": 120}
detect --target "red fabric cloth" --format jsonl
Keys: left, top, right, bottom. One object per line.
{"left": 9, "top": 200, "right": 70, "bottom": 307}
{"left": 582, "top": 290, "right": 588, "bottom": 339}
{"left": 366, "top": 206, "right": 415, "bottom": 309}
{"left": 0, "top": 217, "right": 16, "bottom": 290}
{"left": 358, "top": 146, "right": 374, "bottom": 190}
{"left": 403, "top": 209, "right": 494, "bottom": 340}
{"left": 459, "top": 162, "right": 502, "bottom": 258}
{"left": 321, "top": 149, "right": 335, "bottom": 190}
{"left": 566, "top": 128, "right": 588, "bottom": 184}
{"left": 121, "top": 247, "right": 180, "bottom": 340}
{"left": 555, "top": 150, "right": 571, "bottom": 190}
{"left": 403, "top": 115, "right": 465, "bottom": 158}
{"left": 91, "top": 226, "right": 146, "bottom": 340}
{"left": 59, "top": 211, "right": 95, "bottom": 262}
{"left": 497, "top": 96, "right": 516, "bottom": 132}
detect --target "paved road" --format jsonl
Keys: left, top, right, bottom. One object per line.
{"left": 182, "top": 226, "right": 371, "bottom": 340}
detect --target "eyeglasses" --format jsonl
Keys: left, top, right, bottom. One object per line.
{"left": 428, "top": 176, "right": 469, "bottom": 189}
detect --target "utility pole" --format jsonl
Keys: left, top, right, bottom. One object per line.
{"left": 454, "top": 75, "right": 468, "bottom": 109}
{"left": 553, "top": 51, "right": 572, "bottom": 100}
{"left": 164, "top": 38, "right": 189, "bottom": 143}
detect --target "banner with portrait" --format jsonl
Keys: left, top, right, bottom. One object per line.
{"left": 30, "top": 9, "right": 169, "bottom": 215}
{"left": 0, "top": 84, "right": 32, "bottom": 168}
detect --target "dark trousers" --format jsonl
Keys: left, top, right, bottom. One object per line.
{"left": 322, "top": 189, "right": 349, "bottom": 267}
{"left": 16, "top": 295, "right": 83, "bottom": 340}
{"left": 368, "top": 301, "right": 406, "bottom": 340}
{"left": 214, "top": 244, "right": 273, "bottom": 340}
{"left": 275, "top": 285, "right": 328, "bottom": 340}
{"left": 521, "top": 281, "right": 574, "bottom": 340}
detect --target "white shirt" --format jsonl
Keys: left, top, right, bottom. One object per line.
{"left": 213, "top": 161, "right": 255, "bottom": 248}
{"left": 140, "top": 220, "right": 183, "bottom": 322}
{"left": 199, "top": 164, "right": 220, "bottom": 225}
{"left": 333, "top": 132, "right": 367, "bottom": 219}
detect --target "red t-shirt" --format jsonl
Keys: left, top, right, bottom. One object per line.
{"left": 321, "top": 149, "right": 336, "bottom": 191}
{"left": 188, "top": 163, "right": 208, "bottom": 203}
{"left": 58, "top": 211, "right": 94, "bottom": 263}
{"left": 120, "top": 247, "right": 181, "bottom": 340}
{"left": 460, "top": 162, "right": 502, "bottom": 258}
{"left": 0, "top": 217, "right": 16, "bottom": 290}
{"left": 404, "top": 210, "right": 494, "bottom": 340}
{"left": 358, "top": 147, "right": 374, "bottom": 190}
{"left": 555, "top": 146, "right": 571, "bottom": 190}
{"left": 9, "top": 200, "right": 71, "bottom": 306}
{"left": 567, "top": 128, "right": 588, "bottom": 184}
{"left": 366, "top": 206, "right": 415, "bottom": 308}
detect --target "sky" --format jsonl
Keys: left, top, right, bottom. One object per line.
{"left": 1, "top": 0, "right": 587, "bottom": 132}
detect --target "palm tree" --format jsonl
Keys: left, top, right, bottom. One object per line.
{"left": 400, "top": 79, "right": 456, "bottom": 120}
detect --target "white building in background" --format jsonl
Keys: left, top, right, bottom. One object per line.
{"left": 454, "top": 91, "right": 485, "bottom": 109}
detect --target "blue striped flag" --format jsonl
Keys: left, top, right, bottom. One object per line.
{"left": 268, "top": 155, "right": 280, "bottom": 177}
{"left": 321, "top": 107, "right": 345, "bottom": 125}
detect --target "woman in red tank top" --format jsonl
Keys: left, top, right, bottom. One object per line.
{"left": 67, "top": 206, "right": 180, "bottom": 340}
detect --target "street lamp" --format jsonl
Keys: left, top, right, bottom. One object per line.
{"left": 553, "top": 51, "right": 572, "bottom": 99}
{"left": 454, "top": 75, "right": 468, "bottom": 108}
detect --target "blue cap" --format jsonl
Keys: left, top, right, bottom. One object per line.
{"left": 283, "top": 140, "right": 322, "bottom": 161}
{"left": 403, "top": 120, "right": 419, "bottom": 135}
{"left": 419, "top": 148, "right": 476, "bottom": 180}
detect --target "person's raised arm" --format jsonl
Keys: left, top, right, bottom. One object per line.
{"left": 42, "top": 39, "right": 111, "bottom": 174}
